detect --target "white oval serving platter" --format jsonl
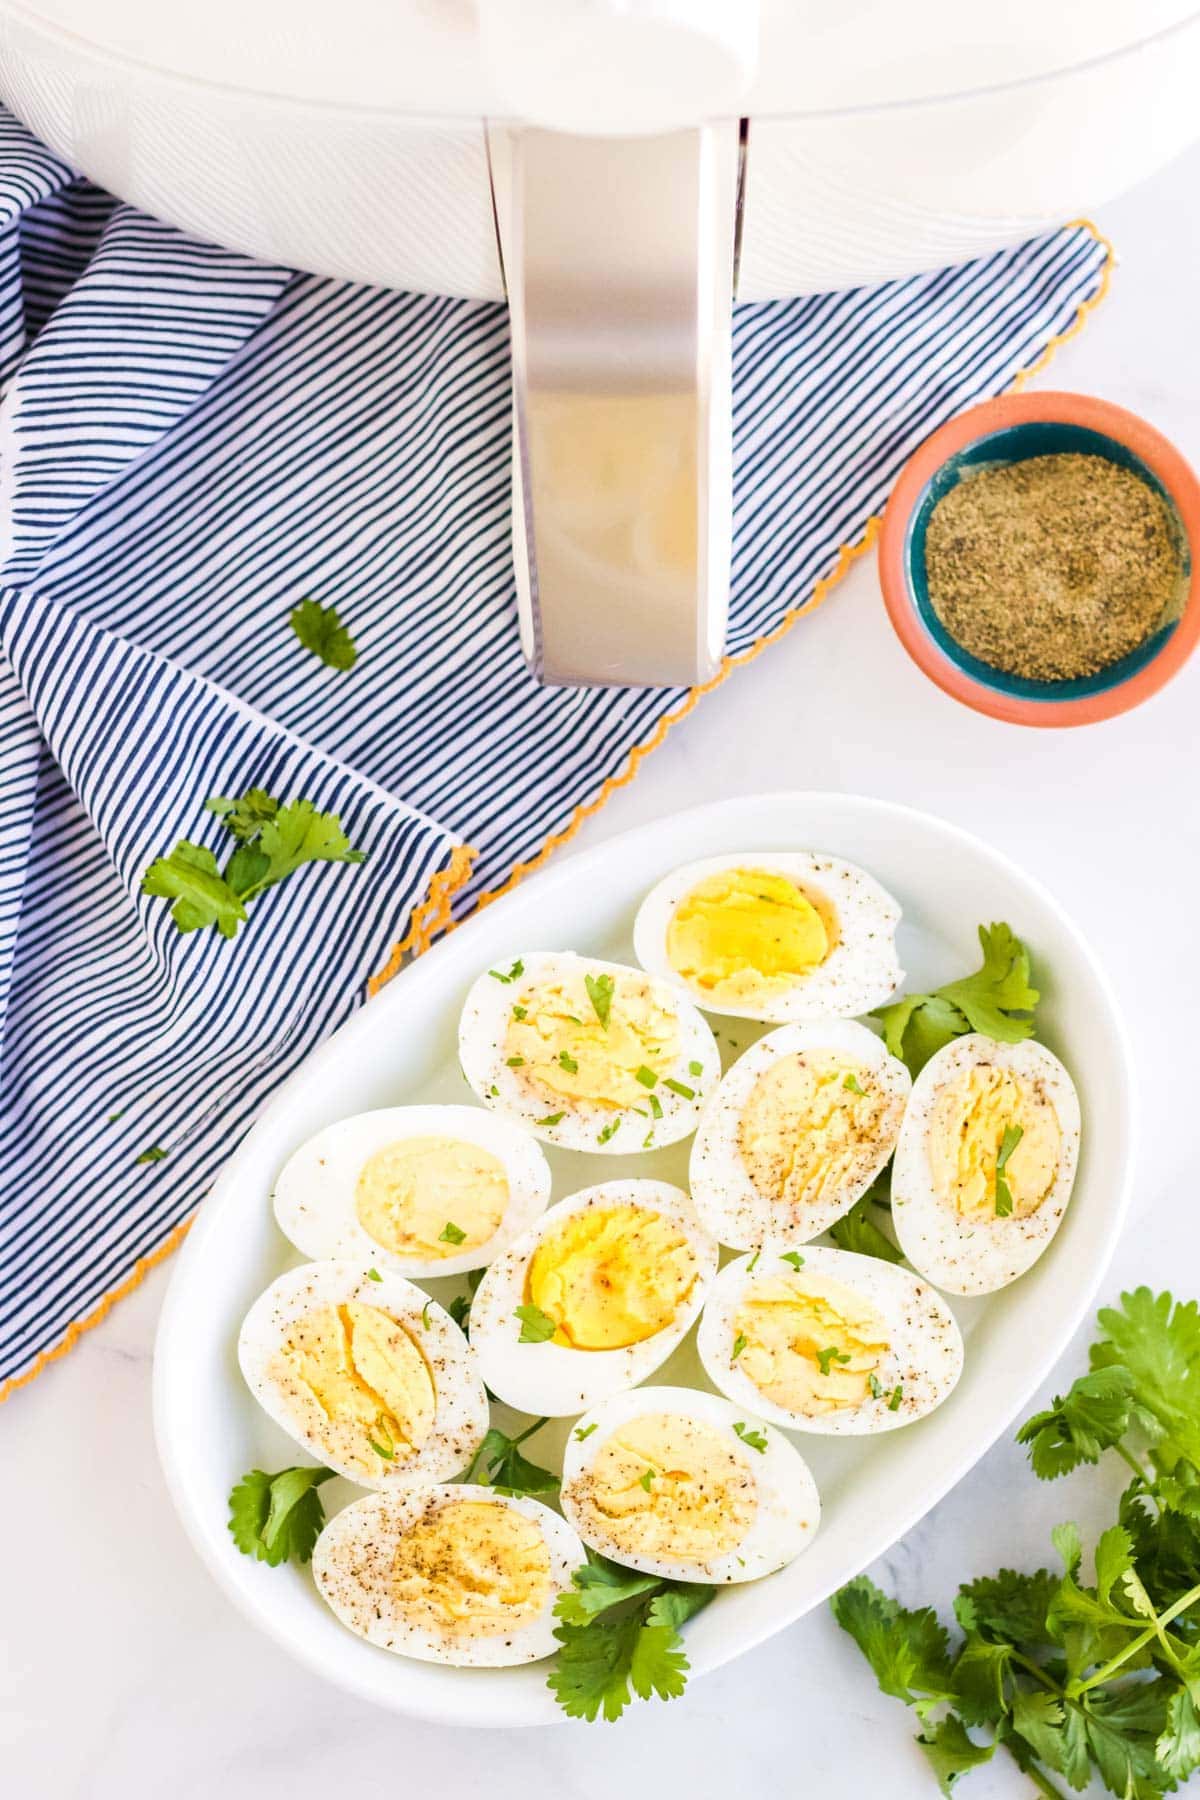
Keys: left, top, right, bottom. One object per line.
{"left": 154, "top": 792, "right": 1134, "bottom": 1728}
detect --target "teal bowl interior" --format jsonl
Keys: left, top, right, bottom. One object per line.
{"left": 905, "top": 420, "right": 1191, "bottom": 702}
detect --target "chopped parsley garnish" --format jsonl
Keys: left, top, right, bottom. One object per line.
{"left": 489, "top": 959, "right": 525, "bottom": 984}
{"left": 647, "top": 1093, "right": 664, "bottom": 1121}
{"left": 664, "top": 1077, "right": 695, "bottom": 1100}
{"left": 366, "top": 1267, "right": 382, "bottom": 1282}
{"left": 635, "top": 1065, "right": 659, "bottom": 1089}
{"left": 368, "top": 1436, "right": 395, "bottom": 1460}
{"left": 829, "top": 1196, "right": 905, "bottom": 1264}
{"left": 506, "top": 1055, "right": 525, "bottom": 1067}
{"left": 466, "top": 1417, "right": 558, "bottom": 1496}
{"left": 732, "top": 1422, "right": 768, "bottom": 1453}
{"left": 867, "top": 1372, "right": 883, "bottom": 1399}
{"left": 994, "top": 1123, "right": 1024, "bottom": 1217}
{"left": 420, "top": 1300, "right": 433, "bottom": 1330}
{"left": 574, "top": 1423, "right": 599, "bottom": 1442}
{"left": 558, "top": 1051, "right": 579, "bottom": 1073}
{"left": 780, "top": 1251, "right": 805, "bottom": 1271}
{"left": 107, "top": 1109, "right": 124, "bottom": 1123}
{"left": 142, "top": 791, "right": 365, "bottom": 940}
{"left": 843, "top": 1073, "right": 866, "bottom": 1095}
{"left": 642, "top": 1131, "right": 656, "bottom": 1150}
{"left": 288, "top": 596, "right": 358, "bottom": 672}
{"left": 438, "top": 1220, "right": 467, "bottom": 1245}
{"left": 515, "top": 1303, "right": 557, "bottom": 1344}
{"left": 638, "top": 1468, "right": 656, "bottom": 1492}
{"left": 731, "top": 1332, "right": 748, "bottom": 1361}
{"left": 888, "top": 1385, "right": 903, "bottom": 1411}
{"left": 537, "top": 1112, "right": 565, "bottom": 1127}
{"left": 448, "top": 1266, "right": 484, "bottom": 1334}
{"left": 135, "top": 1145, "right": 167, "bottom": 1165}
{"left": 816, "top": 1345, "right": 852, "bottom": 1376}
{"left": 585, "top": 972, "right": 615, "bottom": 1029}
{"left": 688, "top": 1060, "right": 703, "bottom": 1077}
{"left": 746, "top": 1249, "right": 760, "bottom": 1272}
{"left": 512, "top": 1004, "right": 528, "bottom": 1021}
{"left": 548, "top": 1556, "right": 714, "bottom": 1721}
{"left": 597, "top": 1119, "right": 620, "bottom": 1145}
{"left": 875, "top": 922, "right": 1039, "bottom": 1076}
{"left": 227, "top": 1464, "right": 335, "bottom": 1567}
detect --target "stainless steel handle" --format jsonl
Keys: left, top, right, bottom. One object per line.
{"left": 488, "top": 122, "right": 741, "bottom": 687}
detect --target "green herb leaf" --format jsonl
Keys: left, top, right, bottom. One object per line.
{"left": 438, "top": 1220, "right": 467, "bottom": 1245}
{"left": 597, "top": 1119, "right": 620, "bottom": 1145}
{"left": 638, "top": 1468, "right": 655, "bottom": 1492}
{"left": 515, "top": 1303, "right": 557, "bottom": 1344}
{"left": 490, "top": 959, "right": 525, "bottom": 984}
{"left": 366, "top": 1267, "right": 382, "bottom": 1282}
{"left": 830, "top": 1576, "right": 956, "bottom": 1716}
{"left": 816, "top": 1345, "right": 851, "bottom": 1376}
{"left": 875, "top": 923, "right": 1039, "bottom": 1076}
{"left": 1090, "top": 1288, "right": 1200, "bottom": 1471}
{"left": 647, "top": 1093, "right": 664, "bottom": 1121}
{"left": 732, "top": 1421, "right": 767, "bottom": 1454}
{"left": 663, "top": 1077, "right": 695, "bottom": 1100}
{"left": 227, "top": 1464, "right": 335, "bottom": 1566}
{"left": 1017, "top": 1366, "right": 1138, "bottom": 1479}
{"left": 585, "top": 973, "right": 615, "bottom": 1030}
{"left": 559, "top": 1051, "right": 579, "bottom": 1074}
{"left": 779, "top": 1251, "right": 805, "bottom": 1271}
{"left": 829, "top": 1197, "right": 904, "bottom": 1264}
{"left": 994, "top": 1123, "right": 1023, "bottom": 1217}
{"left": 688, "top": 1060, "right": 703, "bottom": 1077}
{"left": 574, "top": 1422, "right": 598, "bottom": 1442}
{"left": 844, "top": 1073, "right": 866, "bottom": 1096}
{"left": 135, "top": 1144, "right": 167, "bottom": 1165}
{"left": 289, "top": 596, "right": 358, "bottom": 672}
{"left": 537, "top": 1112, "right": 565, "bottom": 1127}
{"left": 635, "top": 1065, "right": 658, "bottom": 1089}
{"left": 467, "top": 1419, "right": 558, "bottom": 1497}
{"left": 731, "top": 1332, "right": 747, "bottom": 1361}
{"left": 548, "top": 1559, "right": 714, "bottom": 1721}
{"left": 141, "top": 841, "right": 246, "bottom": 939}
{"left": 916, "top": 1713, "right": 996, "bottom": 1796}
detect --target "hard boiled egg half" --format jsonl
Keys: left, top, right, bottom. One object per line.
{"left": 690, "top": 1019, "right": 910, "bottom": 1249}
{"left": 633, "top": 851, "right": 903, "bottom": 1023}
{"left": 272, "top": 1104, "right": 552, "bottom": 1280}
{"left": 697, "top": 1245, "right": 963, "bottom": 1435}
{"left": 468, "top": 1180, "right": 719, "bottom": 1415}
{"left": 313, "top": 1486, "right": 585, "bottom": 1666}
{"left": 238, "top": 1262, "right": 488, "bottom": 1487}
{"left": 458, "top": 951, "right": 719, "bottom": 1153}
{"left": 891, "top": 1034, "right": 1081, "bottom": 1294}
{"left": 560, "top": 1386, "right": 819, "bottom": 1583}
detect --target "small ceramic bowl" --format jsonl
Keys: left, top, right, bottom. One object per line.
{"left": 878, "top": 391, "right": 1200, "bottom": 726}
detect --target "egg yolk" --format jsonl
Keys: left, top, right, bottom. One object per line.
{"left": 571, "top": 1413, "right": 755, "bottom": 1562}
{"left": 733, "top": 1272, "right": 889, "bottom": 1416}
{"left": 527, "top": 1205, "right": 698, "bottom": 1349}
{"left": 391, "top": 1500, "right": 551, "bottom": 1637}
{"left": 355, "top": 1135, "right": 509, "bottom": 1259}
{"left": 928, "top": 1064, "right": 1061, "bottom": 1221}
{"left": 666, "top": 868, "right": 832, "bottom": 1002}
{"left": 738, "top": 1052, "right": 890, "bottom": 1209}
{"left": 504, "top": 969, "right": 679, "bottom": 1110}
{"left": 269, "top": 1302, "right": 436, "bottom": 1473}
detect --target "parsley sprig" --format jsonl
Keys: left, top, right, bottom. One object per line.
{"left": 227, "top": 1464, "right": 335, "bottom": 1566}
{"left": 466, "top": 1418, "right": 558, "bottom": 1497}
{"left": 548, "top": 1553, "right": 715, "bottom": 1722}
{"left": 875, "top": 923, "right": 1039, "bottom": 1076}
{"left": 833, "top": 1288, "right": 1200, "bottom": 1796}
{"left": 142, "top": 789, "right": 366, "bottom": 939}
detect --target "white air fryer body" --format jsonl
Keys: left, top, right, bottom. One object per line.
{"left": 2, "top": 0, "right": 1197, "bottom": 684}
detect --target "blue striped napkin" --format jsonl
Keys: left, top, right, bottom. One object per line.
{"left": 0, "top": 106, "right": 1110, "bottom": 1394}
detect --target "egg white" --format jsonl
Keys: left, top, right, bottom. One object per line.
{"left": 632, "top": 851, "right": 904, "bottom": 1023}
{"left": 457, "top": 951, "right": 720, "bottom": 1153}
{"left": 697, "top": 1246, "right": 964, "bottom": 1435}
{"left": 237, "top": 1261, "right": 488, "bottom": 1488}
{"left": 312, "top": 1486, "right": 585, "bottom": 1667}
{"left": 559, "top": 1384, "right": 820, "bottom": 1583}
{"left": 271, "top": 1104, "right": 552, "bottom": 1279}
{"left": 689, "top": 1019, "right": 911, "bottom": 1249}
{"left": 468, "top": 1180, "right": 720, "bottom": 1416}
{"left": 891, "top": 1034, "right": 1082, "bottom": 1295}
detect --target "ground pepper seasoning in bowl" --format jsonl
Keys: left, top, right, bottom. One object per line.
{"left": 878, "top": 392, "right": 1200, "bottom": 726}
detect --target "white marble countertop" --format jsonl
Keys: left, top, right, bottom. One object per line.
{"left": 6, "top": 144, "right": 1200, "bottom": 1800}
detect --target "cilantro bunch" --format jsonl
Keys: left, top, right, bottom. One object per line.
{"left": 142, "top": 788, "right": 366, "bottom": 939}
{"left": 834, "top": 1289, "right": 1200, "bottom": 1796}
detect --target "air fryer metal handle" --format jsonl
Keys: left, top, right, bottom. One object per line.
{"left": 487, "top": 123, "right": 741, "bottom": 688}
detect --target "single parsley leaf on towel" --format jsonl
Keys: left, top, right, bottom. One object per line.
{"left": 289, "top": 597, "right": 358, "bottom": 672}
{"left": 140, "top": 841, "right": 247, "bottom": 938}
{"left": 227, "top": 1465, "right": 335, "bottom": 1567}
{"left": 548, "top": 1554, "right": 713, "bottom": 1721}
{"left": 875, "top": 923, "right": 1039, "bottom": 1075}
